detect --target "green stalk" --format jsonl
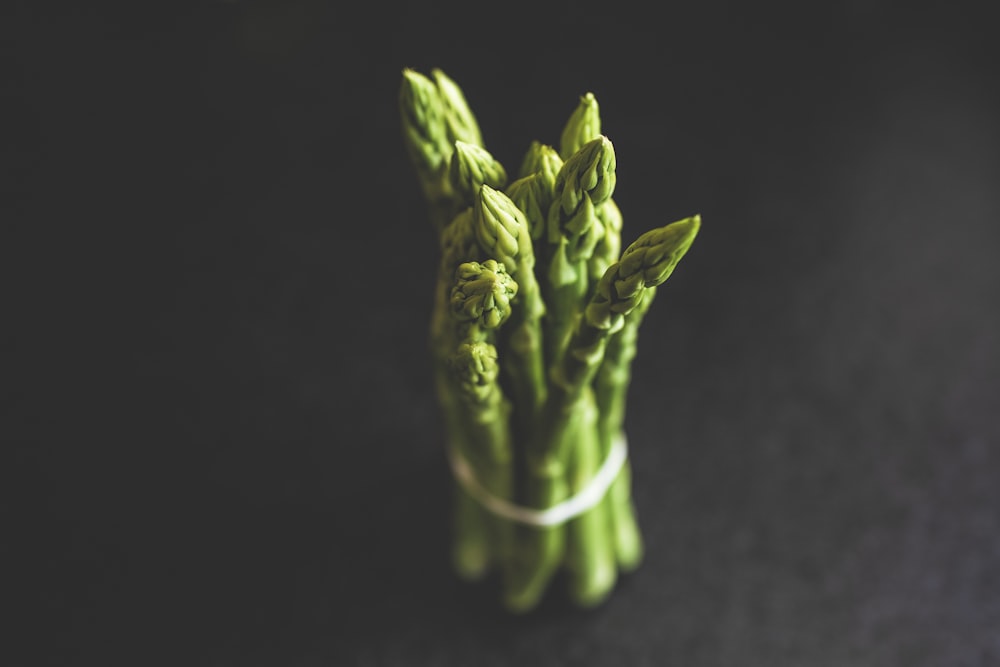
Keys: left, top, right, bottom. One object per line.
{"left": 588, "top": 198, "right": 623, "bottom": 287}
{"left": 470, "top": 187, "right": 568, "bottom": 613}
{"left": 593, "top": 284, "right": 656, "bottom": 572}
{"left": 541, "top": 136, "right": 616, "bottom": 365}
{"left": 505, "top": 218, "right": 699, "bottom": 613}
{"left": 508, "top": 143, "right": 562, "bottom": 373}
{"left": 539, "top": 215, "right": 701, "bottom": 474}
{"left": 401, "top": 68, "right": 505, "bottom": 581}
{"left": 446, "top": 260, "right": 518, "bottom": 579}
{"left": 449, "top": 480, "right": 491, "bottom": 580}
{"left": 473, "top": 185, "right": 548, "bottom": 439}
{"left": 563, "top": 385, "right": 617, "bottom": 607}
{"left": 439, "top": 363, "right": 491, "bottom": 580}
{"left": 439, "top": 338, "right": 491, "bottom": 580}
{"left": 504, "top": 213, "right": 702, "bottom": 594}
{"left": 449, "top": 339, "right": 515, "bottom": 580}
{"left": 431, "top": 209, "right": 480, "bottom": 369}
{"left": 503, "top": 456, "right": 569, "bottom": 613}
{"left": 429, "top": 210, "right": 489, "bottom": 578}
{"left": 503, "top": 139, "right": 618, "bottom": 613}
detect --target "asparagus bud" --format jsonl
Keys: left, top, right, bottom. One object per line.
{"left": 546, "top": 136, "right": 616, "bottom": 266}
{"left": 537, "top": 137, "right": 616, "bottom": 365}
{"left": 589, "top": 198, "right": 623, "bottom": 282}
{"left": 439, "top": 207, "right": 479, "bottom": 266}
{"left": 510, "top": 144, "right": 561, "bottom": 241}
{"left": 505, "top": 174, "right": 547, "bottom": 241}
{"left": 474, "top": 185, "right": 546, "bottom": 323}
{"left": 399, "top": 68, "right": 448, "bottom": 178}
{"left": 472, "top": 185, "right": 548, "bottom": 433}
{"left": 400, "top": 68, "right": 472, "bottom": 233}
{"left": 449, "top": 141, "right": 508, "bottom": 206}
{"left": 432, "top": 68, "right": 484, "bottom": 148}
{"left": 450, "top": 260, "right": 518, "bottom": 330}
{"left": 518, "top": 141, "right": 563, "bottom": 186}
{"left": 556, "top": 189, "right": 602, "bottom": 263}
{"left": 559, "top": 92, "right": 601, "bottom": 160}
{"left": 474, "top": 184, "right": 532, "bottom": 272}
{"left": 585, "top": 215, "right": 701, "bottom": 334}
{"left": 554, "top": 135, "right": 617, "bottom": 217}
{"left": 450, "top": 340, "right": 501, "bottom": 404}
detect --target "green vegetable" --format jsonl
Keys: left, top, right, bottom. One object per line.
{"left": 399, "top": 68, "right": 700, "bottom": 612}
{"left": 445, "top": 259, "right": 516, "bottom": 579}
{"left": 559, "top": 92, "right": 601, "bottom": 160}
{"left": 541, "top": 134, "right": 617, "bottom": 366}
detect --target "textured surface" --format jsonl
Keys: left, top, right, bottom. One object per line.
{"left": 7, "top": 2, "right": 1000, "bottom": 665}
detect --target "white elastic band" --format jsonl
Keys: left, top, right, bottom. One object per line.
{"left": 446, "top": 434, "right": 628, "bottom": 527}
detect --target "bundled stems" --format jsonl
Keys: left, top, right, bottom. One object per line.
{"left": 400, "top": 68, "right": 700, "bottom": 612}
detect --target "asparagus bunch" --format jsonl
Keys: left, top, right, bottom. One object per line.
{"left": 400, "top": 67, "right": 700, "bottom": 612}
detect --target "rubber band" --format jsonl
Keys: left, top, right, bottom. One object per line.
{"left": 446, "top": 434, "right": 628, "bottom": 527}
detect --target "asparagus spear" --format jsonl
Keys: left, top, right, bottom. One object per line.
{"left": 542, "top": 215, "right": 701, "bottom": 476}
{"left": 473, "top": 185, "right": 548, "bottom": 438}
{"left": 449, "top": 465, "right": 492, "bottom": 581}
{"left": 559, "top": 92, "right": 601, "bottom": 160}
{"left": 449, "top": 140, "right": 508, "bottom": 208}
{"left": 593, "top": 283, "right": 655, "bottom": 572}
{"left": 400, "top": 68, "right": 490, "bottom": 453}
{"left": 563, "top": 383, "right": 617, "bottom": 607}
{"left": 450, "top": 259, "right": 518, "bottom": 332}
{"left": 430, "top": 208, "right": 480, "bottom": 368}
{"left": 556, "top": 217, "right": 699, "bottom": 607}
{"left": 550, "top": 136, "right": 616, "bottom": 258}
{"left": 448, "top": 261, "right": 518, "bottom": 578}
{"left": 431, "top": 67, "right": 484, "bottom": 149}
{"left": 541, "top": 135, "right": 617, "bottom": 364}
{"left": 589, "top": 198, "right": 623, "bottom": 286}
{"left": 502, "top": 460, "right": 569, "bottom": 613}
{"left": 510, "top": 216, "right": 701, "bottom": 599}
{"left": 466, "top": 186, "right": 567, "bottom": 613}
{"left": 545, "top": 95, "right": 612, "bottom": 599}
{"left": 399, "top": 69, "right": 453, "bottom": 233}
{"left": 554, "top": 90, "right": 630, "bottom": 585}
{"left": 399, "top": 68, "right": 485, "bottom": 234}
{"left": 447, "top": 339, "right": 511, "bottom": 580}
{"left": 505, "top": 174, "right": 548, "bottom": 243}
{"left": 518, "top": 140, "right": 563, "bottom": 185}
{"left": 505, "top": 216, "right": 699, "bottom": 612}
{"left": 507, "top": 140, "right": 562, "bottom": 244}
{"left": 448, "top": 338, "right": 511, "bottom": 493}
{"left": 399, "top": 69, "right": 447, "bottom": 187}
{"left": 430, "top": 211, "right": 488, "bottom": 579}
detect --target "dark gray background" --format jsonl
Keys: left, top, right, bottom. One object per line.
{"left": 7, "top": 1, "right": 1000, "bottom": 665}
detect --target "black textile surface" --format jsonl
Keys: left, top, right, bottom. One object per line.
{"left": 7, "top": 2, "right": 1000, "bottom": 665}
